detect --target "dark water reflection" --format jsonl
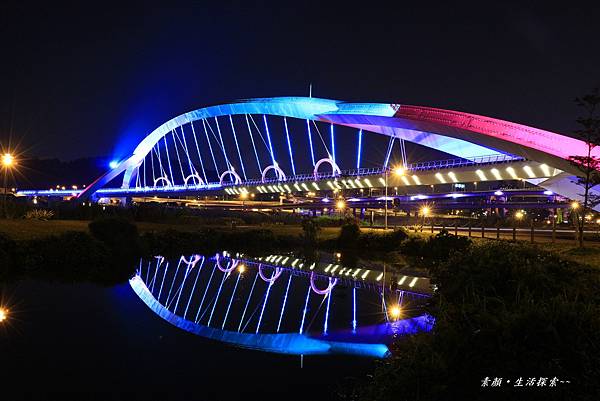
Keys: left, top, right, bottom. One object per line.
{"left": 0, "top": 251, "right": 431, "bottom": 400}
{"left": 1, "top": 280, "right": 377, "bottom": 400}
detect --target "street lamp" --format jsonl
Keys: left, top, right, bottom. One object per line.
{"left": 2, "top": 153, "right": 16, "bottom": 218}
{"left": 384, "top": 165, "right": 405, "bottom": 230}
{"left": 2, "top": 153, "right": 14, "bottom": 167}
{"left": 389, "top": 304, "right": 401, "bottom": 321}
{"left": 240, "top": 192, "right": 248, "bottom": 210}
{"left": 336, "top": 200, "right": 346, "bottom": 217}
{"left": 420, "top": 205, "right": 430, "bottom": 229}
{"left": 0, "top": 307, "right": 7, "bottom": 322}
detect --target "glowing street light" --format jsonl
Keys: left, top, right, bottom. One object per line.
{"left": 238, "top": 264, "right": 246, "bottom": 273}
{"left": 389, "top": 305, "right": 401, "bottom": 321}
{"left": 420, "top": 206, "right": 430, "bottom": 217}
{"left": 571, "top": 201, "right": 580, "bottom": 210}
{"left": 0, "top": 307, "right": 7, "bottom": 322}
{"left": 393, "top": 166, "right": 405, "bottom": 176}
{"left": 2, "top": 152, "right": 16, "bottom": 218}
{"left": 2, "top": 153, "right": 14, "bottom": 167}
{"left": 336, "top": 200, "right": 346, "bottom": 210}
{"left": 515, "top": 211, "right": 524, "bottom": 220}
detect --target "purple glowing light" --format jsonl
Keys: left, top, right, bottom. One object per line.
{"left": 310, "top": 272, "right": 337, "bottom": 295}
{"left": 258, "top": 264, "right": 283, "bottom": 283}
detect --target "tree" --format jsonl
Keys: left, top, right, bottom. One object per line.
{"left": 569, "top": 88, "right": 600, "bottom": 247}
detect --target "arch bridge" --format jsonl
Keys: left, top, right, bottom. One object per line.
{"left": 19, "top": 96, "right": 597, "bottom": 208}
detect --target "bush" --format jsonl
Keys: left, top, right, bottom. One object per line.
{"left": 24, "top": 209, "right": 55, "bottom": 220}
{"left": 338, "top": 219, "right": 361, "bottom": 248}
{"left": 0, "top": 234, "right": 17, "bottom": 281}
{"left": 401, "top": 230, "right": 471, "bottom": 266}
{"left": 15, "top": 231, "right": 109, "bottom": 282}
{"left": 88, "top": 217, "right": 141, "bottom": 284}
{"left": 360, "top": 228, "right": 408, "bottom": 252}
{"left": 301, "top": 218, "right": 321, "bottom": 246}
{"left": 354, "top": 241, "right": 600, "bottom": 400}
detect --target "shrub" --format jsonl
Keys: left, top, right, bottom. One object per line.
{"left": 360, "top": 228, "right": 408, "bottom": 252}
{"left": 338, "top": 219, "right": 361, "bottom": 248}
{"left": 24, "top": 209, "right": 54, "bottom": 220}
{"left": 0, "top": 234, "right": 17, "bottom": 281}
{"left": 401, "top": 230, "right": 471, "bottom": 266}
{"left": 353, "top": 241, "right": 600, "bottom": 400}
{"left": 15, "top": 231, "right": 109, "bottom": 282}
{"left": 301, "top": 218, "right": 321, "bottom": 246}
{"left": 88, "top": 217, "right": 141, "bottom": 284}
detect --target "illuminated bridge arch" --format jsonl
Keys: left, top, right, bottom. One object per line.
{"left": 76, "top": 96, "right": 598, "bottom": 204}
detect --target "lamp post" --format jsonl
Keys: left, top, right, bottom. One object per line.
{"left": 420, "top": 205, "right": 430, "bottom": 231}
{"left": 384, "top": 166, "right": 405, "bottom": 230}
{"left": 240, "top": 191, "right": 248, "bottom": 210}
{"left": 571, "top": 201, "right": 580, "bottom": 244}
{"left": 2, "top": 153, "right": 15, "bottom": 218}
{"left": 514, "top": 210, "right": 524, "bottom": 240}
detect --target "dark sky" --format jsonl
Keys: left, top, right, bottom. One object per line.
{"left": 1, "top": 2, "right": 598, "bottom": 162}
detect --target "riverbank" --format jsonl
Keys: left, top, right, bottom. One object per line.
{"left": 2, "top": 218, "right": 600, "bottom": 268}
{"left": 0, "top": 218, "right": 339, "bottom": 241}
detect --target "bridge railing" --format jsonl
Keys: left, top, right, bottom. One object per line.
{"left": 142, "top": 154, "right": 527, "bottom": 190}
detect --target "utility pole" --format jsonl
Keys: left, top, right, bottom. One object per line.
{"left": 384, "top": 168, "right": 388, "bottom": 230}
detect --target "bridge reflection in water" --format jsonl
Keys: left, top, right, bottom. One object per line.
{"left": 131, "top": 253, "right": 433, "bottom": 358}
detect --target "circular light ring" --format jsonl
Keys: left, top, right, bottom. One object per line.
{"left": 310, "top": 271, "right": 337, "bottom": 295}
{"left": 184, "top": 173, "right": 205, "bottom": 187}
{"left": 313, "top": 157, "right": 341, "bottom": 180}
{"left": 219, "top": 170, "right": 242, "bottom": 185}
{"left": 182, "top": 254, "right": 202, "bottom": 268}
{"left": 215, "top": 254, "right": 239, "bottom": 273}
{"left": 153, "top": 176, "right": 172, "bottom": 188}
{"left": 258, "top": 264, "right": 282, "bottom": 283}
{"left": 261, "top": 164, "right": 287, "bottom": 183}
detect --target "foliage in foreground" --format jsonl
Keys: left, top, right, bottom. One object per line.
{"left": 348, "top": 241, "right": 600, "bottom": 401}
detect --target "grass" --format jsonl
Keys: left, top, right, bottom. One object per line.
{"left": 0, "top": 219, "right": 342, "bottom": 241}
{"left": 3, "top": 218, "right": 598, "bottom": 267}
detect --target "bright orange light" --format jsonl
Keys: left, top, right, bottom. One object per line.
{"left": 0, "top": 308, "right": 7, "bottom": 322}
{"left": 336, "top": 200, "right": 346, "bottom": 209}
{"left": 571, "top": 201, "right": 580, "bottom": 210}
{"left": 515, "top": 211, "right": 524, "bottom": 219}
{"left": 389, "top": 305, "right": 401, "bottom": 320}
{"left": 238, "top": 264, "right": 246, "bottom": 273}
{"left": 393, "top": 166, "right": 405, "bottom": 176}
{"left": 2, "top": 153, "right": 14, "bottom": 167}
{"left": 240, "top": 192, "right": 248, "bottom": 199}
{"left": 420, "top": 206, "right": 430, "bottom": 217}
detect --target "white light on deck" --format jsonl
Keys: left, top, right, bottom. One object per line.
{"left": 475, "top": 170, "right": 488, "bottom": 181}
{"left": 490, "top": 168, "right": 502, "bottom": 180}
{"left": 506, "top": 167, "right": 519, "bottom": 179}
{"left": 539, "top": 164, "right": 551, "bottom": 177}
{"left": 523, "top": 165, "right": 536, "bottom": 178}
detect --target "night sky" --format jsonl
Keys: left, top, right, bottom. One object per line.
{"left": 1, "top": 2, "right": 599, "bottom": 162}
